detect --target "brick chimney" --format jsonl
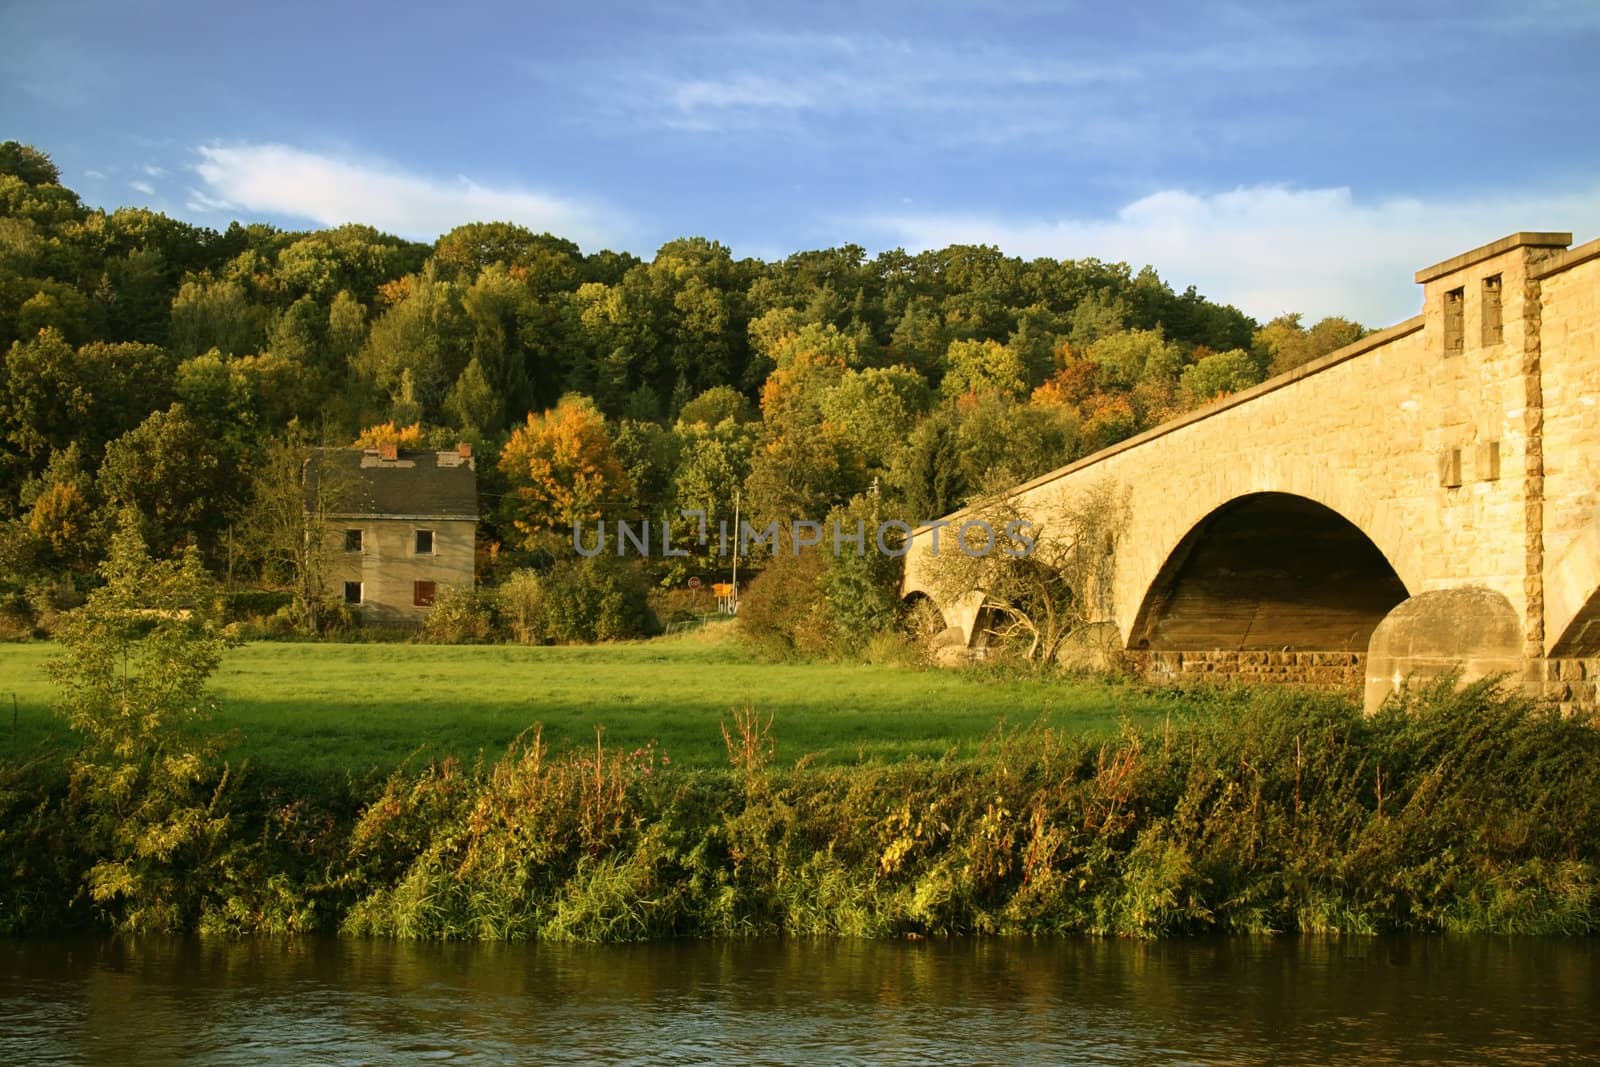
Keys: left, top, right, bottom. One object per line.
{"left": 457, "top": 442, "right": 472, "bottom": 460}
{"left": 379, "top": 441, "right": 398, "bottom": 461}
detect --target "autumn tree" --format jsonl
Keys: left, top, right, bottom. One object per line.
{"left": 499, "top": 394, "right": 632, "bottom": 550}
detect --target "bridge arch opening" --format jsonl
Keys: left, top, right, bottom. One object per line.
{"left": 1129, "top": 492, "right": 1409, "bottom": 652}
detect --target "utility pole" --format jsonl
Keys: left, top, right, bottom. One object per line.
{"left": 730, "top": 488, "right": 740, "bottom": 614}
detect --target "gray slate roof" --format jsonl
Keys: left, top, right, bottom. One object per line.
{"left": 308, "top": 448, "right": 479, "bottom": 520}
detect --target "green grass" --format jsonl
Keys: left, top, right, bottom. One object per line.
{"left": 0, "top": 625, "right": 1179, "bottom": 778}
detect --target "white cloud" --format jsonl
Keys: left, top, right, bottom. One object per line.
{"left": 671, "top": 74, "right": 815, "bottom": 114}
{"left": 142, "top": 163, "right": 166, "bottom": 177}
{"left": 863, "top": 184, "right": 1600, "bottom": 325}
{"left": 192, "top": 143, "right": 618, "bottom": 248}
{"left": 83, "top": 168, "right": 106, "bottom": 180}
{"left": 129, "top": 179, "right": 155, "bottom": 195}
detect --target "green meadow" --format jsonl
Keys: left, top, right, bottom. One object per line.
{"left": 0, "top": 625, "right": 1178, "bottom": 778}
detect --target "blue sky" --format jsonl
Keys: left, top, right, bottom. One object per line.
{"left": 3, "top": 0, "right": 1599, "bottom": 325}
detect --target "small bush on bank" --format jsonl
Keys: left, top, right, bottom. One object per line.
{"left": 420, "top": 587, "right": 496, "bottom": 644}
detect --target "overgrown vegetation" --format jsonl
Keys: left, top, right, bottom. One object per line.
{"left": 4, "top": 639, "right": 1597, "bottom": 939}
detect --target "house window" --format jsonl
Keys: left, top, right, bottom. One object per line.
{"left": 1482, "top": 274, "right": 1503, "bottom": 345}
{"left": 344, "top": 529, "right": 363, "bottom": 552}
{"left": 414, "top": 580, "right": 437, "bottom": 607}
{"left": 1443, "top": 287, "right": 1464, "bottom": 356}
{"left": 343, "top": 581, "right": 363, "bottom": 605}
{"left": 415, "top": 529, "right": 434, "bottom": 554}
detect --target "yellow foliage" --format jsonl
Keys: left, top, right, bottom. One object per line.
{"left": 352, "top": 421, "right": 425, "bottom": 449}
{"left": 498, "top": 395, "right": 631, "bottom": 548}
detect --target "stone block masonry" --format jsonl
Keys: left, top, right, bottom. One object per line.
{"left": 904, "top": 232, "right": 1600, "bottom": 713}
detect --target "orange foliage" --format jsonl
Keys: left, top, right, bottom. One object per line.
{"left": 376, "top": 276, "right": 415, "bottom": 308}
{"left": 1031, "top": 360, "right": 1100, "bottom": 409}
{"left": 498, "top": 395, "right": 632, "bottom": 548}
{"left": 758, "top": 346, "right": 847, "bottom": 424}
{"left": 29, "top": 482, "right": 92, "bottom": 562}
{"left": 353, "top": 422, "right": 425, "bottom": 449}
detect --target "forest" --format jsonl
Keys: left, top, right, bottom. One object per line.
{"left": 0, "top": 140, "right": 1369, "bottom": 647}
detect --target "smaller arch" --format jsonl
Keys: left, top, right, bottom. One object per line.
{"left": 1129, "top": 493, "right": 1410, "bottom": 652}
{"left": 1545, "top": 521, "right": 1600, "bottom": 656}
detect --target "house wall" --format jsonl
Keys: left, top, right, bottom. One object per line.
{"left": 325, "top": 517, "right": 476, "bottom": 624}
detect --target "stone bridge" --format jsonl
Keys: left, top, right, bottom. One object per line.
{"left": 902, "top": 232, "right": 1600, "bottom": 711}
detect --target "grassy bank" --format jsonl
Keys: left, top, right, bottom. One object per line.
{"left": 3, "top": 670, "right": 1598, "bottom": 940}
{"left": 0, "top": 626, "right": 1174, "bottom": 776}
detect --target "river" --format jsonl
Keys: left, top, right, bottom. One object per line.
{"left": 2, "top": 935, "right": 1595, "bottom": 1064}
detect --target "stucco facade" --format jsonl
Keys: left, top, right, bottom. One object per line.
{"left": 317, "top": 446, "right": 479, "bottom": 625}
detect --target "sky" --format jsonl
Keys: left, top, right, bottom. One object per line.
{"left": 3, "top": 0, "right": 1598, "bottom": 326}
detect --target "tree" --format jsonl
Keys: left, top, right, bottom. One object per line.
{"left": 98, "top": 403, "right": 241, "bottom": 556}
{"left": 941, "top": 338, "right": 1028, "bottom": 400}
{"left": 432, "top": 222, "right": 579, "bottom": 284}
{"left": 673, "top": 419, "right": 755, "bottom": 550}
{"left": 169, "top": 278, "right": 260, "bottom": 360}
{"left": 1252, "top": 314, "right": 1367, "bottom": 376}
{"left": 48, "top": 514, "right": 236, "bottom": 931}
{"left": 677, "top": 385, "right": 754, "bottom": 427}
{"left": 238, "top": 429, "right": 351, "bottom": 634}
{"left": 499, "top": 394, "right": 631, "bottom": 550}
{"left": 352, "top": 421, "right": 425, "bottom": 449}
{"left": 354, "top": 263, "right": 471, "bottom": 420}
{"left": 929, "top": 479, "right": 1128, "bottom": 663}
{"left": 1180, "top": 348, "right": 1262, "bottom": 404}
{"left": 1086, "top": 328, "right": 1185, "bottom": 389}
{"left": 819, "top": 364, "right": 932, "bottom": 472}
{"left": 443, "top": 357, "right": 500, "bottom": 437}
{"left": 885, "top": 409, "right": 966, "bottom": 525}
{"left": 28, "top": 481, "right": 96, "bottom": 572}
{"left": 0, "top": 141, "right": 61, "bottom": 186}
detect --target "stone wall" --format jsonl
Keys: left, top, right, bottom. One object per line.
{"left": 1125, "top": 650, "right": 1365, "bottom": 692}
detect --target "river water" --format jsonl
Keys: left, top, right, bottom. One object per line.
{"left": 2, "top": 935, "right": 1595, "bottom": 1065}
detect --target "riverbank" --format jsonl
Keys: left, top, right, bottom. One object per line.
{"left": 3, "top": 675, "right": 1596, "bottom": 940}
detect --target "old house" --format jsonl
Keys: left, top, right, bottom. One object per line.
{"left": 313, "top": 443, "right": 479, "bottom": 623}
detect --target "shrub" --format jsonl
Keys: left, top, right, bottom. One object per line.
{"left": 736, "top": 546, "right": 830, "bottom": 656}
{"left": 495, "top": 557, "right": 655, "bottom": 644}
{"left": 542, "top": 556, "right": 654, "bottom": 642}
{"left": 497, "top": 569, "right": 547, "bottom": 644}
{"left": 420, "top": 587, "right": 495, "bottom": 644}
{"left": 221, "top": 589, "right": 295, "bottom": 623}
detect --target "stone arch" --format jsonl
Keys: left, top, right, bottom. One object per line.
{"left": 1545, "top": 522, "right": 1600, "bottom": 656}
{"left": 1109, "top": 465, "right": 1425, "bottom": 647}
{"left": 1127, "top": 492, "right": 1410, "bottom": 653}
